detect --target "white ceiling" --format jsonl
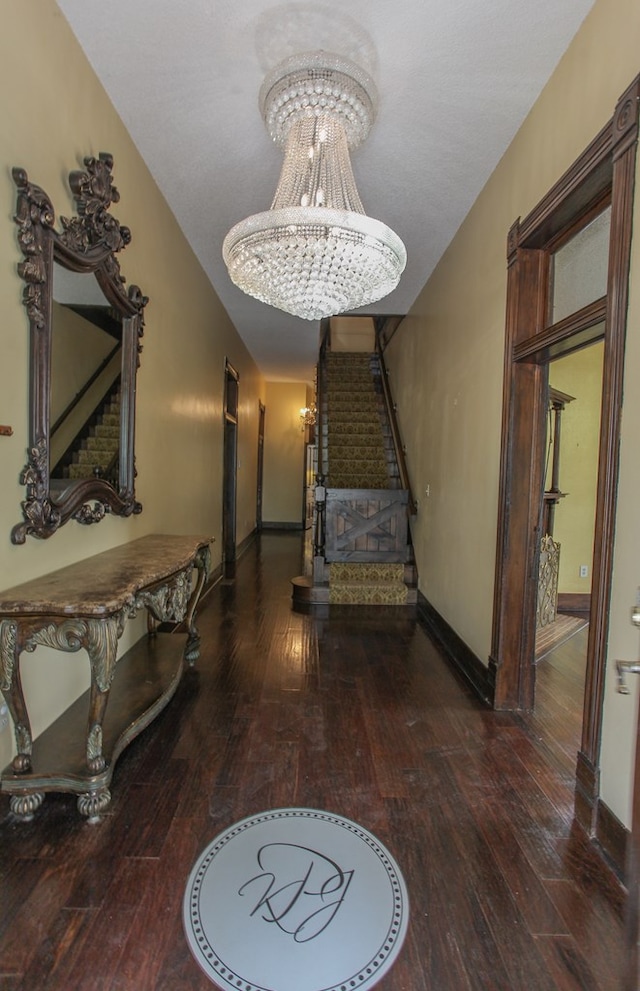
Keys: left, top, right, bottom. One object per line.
{"left": 56, "top": 0, "right": 595, "bottom": 383}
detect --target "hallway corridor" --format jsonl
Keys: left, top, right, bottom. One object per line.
{"left": 0, "top": 532, "right": 626, "bottom": 990}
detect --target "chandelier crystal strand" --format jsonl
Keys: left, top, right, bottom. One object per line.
{"left": 222, "top": 52, "right": 406, "bottom": 321}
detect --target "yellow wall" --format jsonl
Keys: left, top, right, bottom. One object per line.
{"left": 387, "top": 0, "right": 640, "bottom": 824}
{"left": 549, "top": 343, "right": 603, "bottom": 595}
{"left": 331, "top": 316, "right": 376, "bottom": 352}
{"left": 262, "top": 382, "right": 307, "bottom": 525}
{"left": 0, "top": 1, "right": 265, "bottom": 767}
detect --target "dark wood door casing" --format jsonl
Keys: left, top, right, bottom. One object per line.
{"left": 222, "top": 360, "right": 239, "bottom": 580}
{"left": 256, "top": 400, "right": 265, "bottom": 530}
{"left": 490, "top": 76, "right": 639, "bottom": 836}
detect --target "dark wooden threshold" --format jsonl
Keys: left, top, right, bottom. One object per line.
{"left": 416, "top": 591, "right": 494, "bottom": 705}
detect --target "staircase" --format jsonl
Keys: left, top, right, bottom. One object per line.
{"left": 293, "top": 349, "right": 416, "bottom": 608}
{"left": 326, "top": 352, "right": 391, "bottom": 489}
{"left": 52, "top": 384, "right": 121, "bottom": 483}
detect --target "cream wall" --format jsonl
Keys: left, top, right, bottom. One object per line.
{"left": 0, "top": 2, "right": 265, "bottom": 768}
{"left": 262, "top": 382, "right": 307, "bottom": 525}
{"left": 387, "top": 0, "right": 640, "bottom": 825}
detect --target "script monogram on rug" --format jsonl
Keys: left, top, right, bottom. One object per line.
{"left": 183, "top": 807, "right": 409, "bottom": 991}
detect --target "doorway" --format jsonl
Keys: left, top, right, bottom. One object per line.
{"left": 533, "top": 342, "right": 604, "bottom": 768}
{"left": 256, "top": 400, "right": 265, "bottom": 531}
{"left": 222, "top": 360, "right": 239, "bottom": 581}
{"left": 490, "top": 75, "right": 639, "bottom": 838}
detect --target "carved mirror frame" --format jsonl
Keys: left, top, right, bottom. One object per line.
{"left": 11, "top": 153, "right": 148, "bottom": 544}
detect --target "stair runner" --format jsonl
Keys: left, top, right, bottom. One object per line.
{"left": 326, "top": 352, "right": 389, "bottom": 489}
{"left": 67, "top": 392, "right": 120, "bottom": 480}
{"left": 328, "top": 562, "right": 409, "bottom": 605}
{"left": 324, "top": 352, "right": 410, "bottom": 606}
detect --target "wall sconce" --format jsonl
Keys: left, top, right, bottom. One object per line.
{"left": 300, "top": 403, "right": 317, "bottom": 430}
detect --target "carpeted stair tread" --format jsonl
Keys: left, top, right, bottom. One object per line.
{"left": 328, "top": 563, "right": 409, "bottom": 606}
{"left": 331, "top": 563, "right": 405, "bottom": 582}
{"left": 329, "top": 411, "right": 383, "bottom": 426}
{"left": 84, "top": 436, "right": 118, "bottom": 451}
{"left": 100, "top": 413, "right": 120, "bottom": 427}
{"left": 328, "top": 378, "right": 375, "bottom": 386}
{"left": 327, "top": 392, "right": 378, "bottom": 416}
{"left": 330, "top": 456, "right": 387, "bottom": 471}
{"left": 329, "top": 421, "right": 382, "bottom": 436}
{"left": 76, "top": 448, "right": 112, "bottom": 465}
{"left": 327, "top": 476, "right": 391, "bottom": 488}
{"left": 329, "top": 582, "right": 408, "bottom": 605}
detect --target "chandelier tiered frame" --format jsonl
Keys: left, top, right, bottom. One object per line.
{"left": 222, "top": 52, "right": 406, "bottom": 321}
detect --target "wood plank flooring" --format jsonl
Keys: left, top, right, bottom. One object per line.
{"left": 0, "top": 532, "right": 625, "bottom": 990}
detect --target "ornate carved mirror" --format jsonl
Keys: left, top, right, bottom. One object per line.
{"left": 11, "top": 153, "right": 148, "bottom": 543}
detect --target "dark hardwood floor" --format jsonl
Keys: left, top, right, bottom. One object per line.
{"left": 0, "top": 532, "right": 625, "bottom": 990}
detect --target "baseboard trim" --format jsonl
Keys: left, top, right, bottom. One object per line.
{"left": 558, "top": 592, "right": 591, "bottom": 614}
{"left": 595, "top": 798, "right": 628, "bottom": 881}
{"left": 417, "top": 592, "right": 493, "bottom": 704}
{"left": 237, "top": 529, "right": 257, "bottom": 559}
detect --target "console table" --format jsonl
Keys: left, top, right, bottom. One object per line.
{"left": 0, "top": 533, "right": 212, "bottom": 820}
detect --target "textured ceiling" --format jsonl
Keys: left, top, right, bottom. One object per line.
{"left": 56, "top": 0, "right": 595, "bottom": 382}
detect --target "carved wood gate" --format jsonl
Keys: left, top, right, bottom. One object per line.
{"left": 324, "top": 488, "right": 409, "bottom": 563}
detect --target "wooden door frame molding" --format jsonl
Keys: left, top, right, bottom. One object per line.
{"left": 489, "top": 75, "right": 639, "bottom": 835}
{"left": 222, "top": 359, "right": 239, "bottom": 580}
{"left": 256, "top": 400, "right": 265, "bottom": 531}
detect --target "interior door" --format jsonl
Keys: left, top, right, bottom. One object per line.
{"left": 222, "top": 360, "right": 239, "bottom": 580}
{"left": 256, "top": 400, "right": 265, "bottom": 531}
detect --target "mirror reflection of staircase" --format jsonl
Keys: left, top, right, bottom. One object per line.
{"left": 293, "top": 325, "right": 417, "bottom": 609}
{"left": 51, "top": 379, "right": 121, "bottom": 485}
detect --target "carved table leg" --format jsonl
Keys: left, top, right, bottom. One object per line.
{"left": 10, "top": 791, "right": 45, "bottom": 820}
{"left": 77, "top": 788, "right": 111, "bottom": 821}
{"left": 184, "top": 545, "right": 211, "bottom": 665}
{"left": 0, "top": 620, "right": 33, "bottom": 773}
{"left": 83, "top": 612, "right": 127, "bottom": 773}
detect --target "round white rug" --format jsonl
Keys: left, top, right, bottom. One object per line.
{"left": 183, "top": 807, "right": 409, "bottom": 991}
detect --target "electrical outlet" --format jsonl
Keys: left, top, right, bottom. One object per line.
{"left": 580, "top": 565, "right": 589, "bottom": 578}
{"left": 0, "top": 703, "right": 10, "bottom": 732}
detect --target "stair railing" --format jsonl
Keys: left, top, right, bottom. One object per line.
{"left": 374, "top": 338, "right": 416, "bottom": 515}
{"left": 51, "top": 341, "right": 121, "bottom": 438}
{"left": 51, "top": 373, "right": 121, "bottom": 479}
{"left": 312, "top": 320, "right": 330, "bottom": 574}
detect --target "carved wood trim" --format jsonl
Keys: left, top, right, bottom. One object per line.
{"left": 581, "top": 122, "right": 638, "bottom": 766}
{"left": 512, "top": 296, "right": 607, "bottom": 363}
{"left": 492, "top": 74, "right": 639, "bottom": 728}
{"left": 11, "top": 154, "right": 148, "bottom": 543}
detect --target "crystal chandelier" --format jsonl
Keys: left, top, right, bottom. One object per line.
{"left": 222, "top": 52, "right": 406, "bottom": 321}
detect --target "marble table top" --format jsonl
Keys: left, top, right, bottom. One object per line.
{"left": 0, "top": 534, "right": 213, "bottom": 618}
